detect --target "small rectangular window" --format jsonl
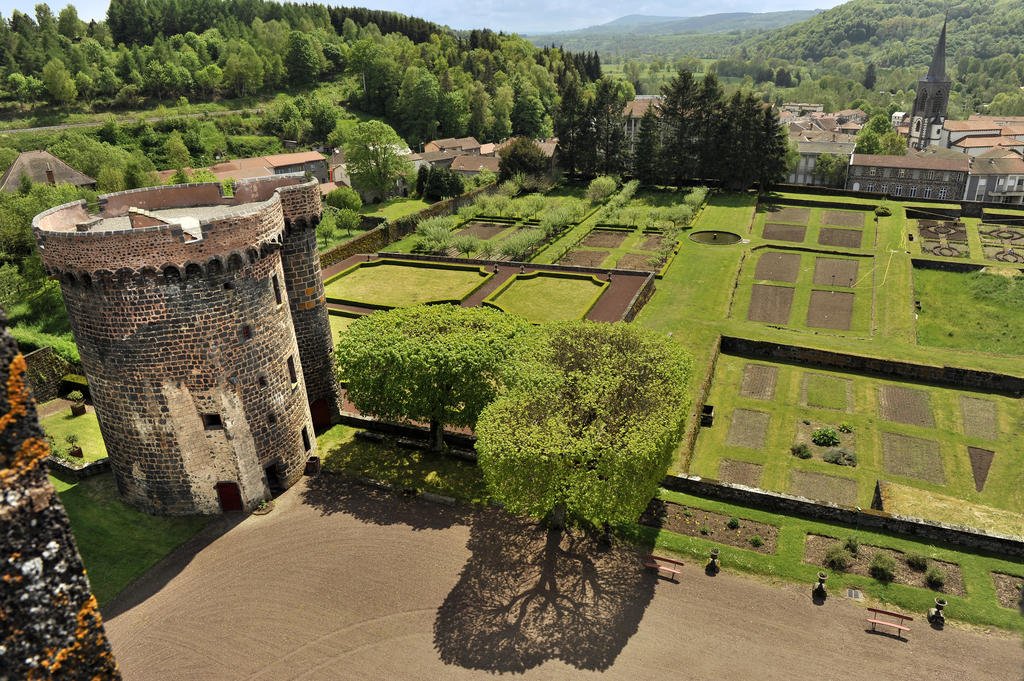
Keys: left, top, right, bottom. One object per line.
{"left": 272, "top": 275, "right": 282, "bottom": 305}
{"left": 301, "top": 426, "right": 311, "bottom": 452}
{"left": 202, "top": 413, "right": 223, "bottom": 430}
{"left": 287, "top": 356, "right": 297, "bottom": 384}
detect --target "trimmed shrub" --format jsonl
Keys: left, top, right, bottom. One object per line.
{"left": 811, "top": 426, "right": 840, "bottom": 447}
{"left": 824, "top": 449, "right": 857, "bottom": 467}
{"left": 67, "top": 390, "right": 84, "bottom": 403}
{"left": 906, "top": 554, "right": 929, "bottom": 572}
{"left": 699, "top": 524, "right": 710, "bottom": 536}
{"left": 824, "top": 545, "right": 851, "bottom": 571}
{"left": 925, "top": 565, "right": 946, "bottom": 590}
{"left": 838, "top": 422, "right": 854, "bottom": 433}
{"left": 875, "top": 205, "right": 891, "bottom": 217}
{"left": 869, "top": 553, "right": 896, "bottom": 582}
{"left": 586, "top": 176, "right": 617, "bottom": 202}
{"left": 727, "top": 517, "right": 740, "bottom": 530}
{"left": 749, "top": 535, "right": 764, "bottom": 548}
{"left": 791, "top": 443, "right": 812, "bottom": 459}
{"left": 843, "top": 536, "right": 860, "bottom": 555}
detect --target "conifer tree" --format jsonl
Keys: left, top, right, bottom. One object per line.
{"left": 631, "top": 107, "right": 661, "bottom": 186}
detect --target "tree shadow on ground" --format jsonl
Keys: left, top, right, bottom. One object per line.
{"left": 300, "top": 473, "right": 470, "bottom": 531}
{"left": 433, "top": 508, "right": 656, "bottom": 673}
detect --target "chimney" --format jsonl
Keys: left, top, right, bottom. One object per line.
{"left": 45, "top": 163, "right": 55, "bottom": 185}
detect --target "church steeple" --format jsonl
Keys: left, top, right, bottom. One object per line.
{"left": 907, "top": 17, "right": 951, "bottom": 150}
{"left": 925, "top": 17, "right": 948, "bottom": 82}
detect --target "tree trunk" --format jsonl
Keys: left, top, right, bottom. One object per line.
{"left": 429, "top": 418, "right": 445, "bottom": 452}
{"left": 544, "top": 502, "right": 567, "bottom": 531}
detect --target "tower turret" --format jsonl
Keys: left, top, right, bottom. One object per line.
{"left": 908, "top": 18, "right": 950, "bottom": 150}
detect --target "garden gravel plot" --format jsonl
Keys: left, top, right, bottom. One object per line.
{"left": 822, "top": 211, "right": 865, "bottom": 228}
{"left": 795, "top": 421, "right": 857, "bottom": 461}
{"left": 812, "top": 258, "right": 859, "bottom": 288}
{"left": 877, "top": 386, "right": 935, "bottom": 428}
{"left": 558, "top": 249, "right": 609, "bottom": 268}
{"left": 718, "top": 459, "right": 764, "bottom": 487}
{"left": 766, "top": 206, "right": 810, "bottom": 224}
{"left": 801, "top": 373, "right": 851, "bottom": 410}
{"left": 747, "top": 284, "right": 794, "bottom": 324}
{"left": 582, "top": 230, "right": 629, "bottom": 249}
{"left": 616, "top": 253, "right": 663, "bottom": 271}
{"left": 639, "top": 499, "right": 778, "bottom": 554}
{"left": 918, "top": 220, "right": 968, "bottom": 243}
{"left": 960, "top": 396, "right": 1000, "bottom": 441}
{"left": 982, "top": 245, "right": 1024, "bottom": 263}
{"left": 922, "top": 240, "right": 968, "bottom": 258}
{"left": 992, "top": 573, "right": 1024, "bottom": 611}
{"left": 789, "top": 471, "right": 858, "bottom": 507}
{"left": 806, "top": 290, "right": 854, "bottom": 330}
{"left": 804, "top": 535, "right": 965, "bottom": 596}
{"left": 754, "top": 251, "right": 801, "bottom": 282}
{"left": 739, "top": 364, "right": 778, "bottom": 400}
{"left": 726, "top": 408, "right": 770, "bottom": 450}
{"left": 762, "top": 223, "right": 806, "bottom": 242}
{"left": 882, "top": 432, "right": 946, "bottom": 485}
{"left": 640, "top": 235, "right": 670, "bottom": 251}
{"left": 817, "top": 228, "right": 862, "bottom": 248}
{"left": 457, "top": 222, "right": 509, "bottom": 240}
{"left": 968, "top": 446, "right": 995, "bottom": 492}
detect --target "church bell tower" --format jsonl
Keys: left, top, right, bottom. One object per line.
{"left": 908, "top": 18, "right": 950, "bottom": 150}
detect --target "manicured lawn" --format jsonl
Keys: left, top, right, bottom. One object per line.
{"left": 359, "top": 197, "right": 430, "bottom": 221}
{"left": 485, "top": 273, "right": 607, "bottom": 323}
{"left": 622, "top": 488, "right": 1024, "bottom": 633}
{"left": 915, "top": 269, "right": 1024, "bottom": 356}
{"left": 317, "top": 425, "right": 489, "bottom": 503}
{"left": 52, "top": 474, "right": 209, "bottom": 605}
{"left": 690, "top": 353, "right": 1024, "bottom": 530}
{"left": 324, "top": 261, "right": 491, "bottom": 308}
{"left": 40, "top": 407, "right": 107, "bottom": 462}
{"left": 329, "top": 312, "right": 360, "bottom": 344}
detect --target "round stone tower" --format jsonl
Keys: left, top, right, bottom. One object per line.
{"left": 33, "top": 176, "right": 333, "bottom": 515}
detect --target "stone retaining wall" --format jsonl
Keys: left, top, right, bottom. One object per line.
{"left": 661, "top": 474, "right": 1024, "bottom": 559}
{"left": 720, "top": 336, "right": 1024, "bottom": 397}
{"left": 23, "top": 346, "right": 73, "bottom": 403}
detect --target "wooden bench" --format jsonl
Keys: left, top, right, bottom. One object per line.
{"left": 866, "top": 607, "right": 913, "bottom": 639}
{"left": 643, "top": 554, "right": 683, "bottom": 582}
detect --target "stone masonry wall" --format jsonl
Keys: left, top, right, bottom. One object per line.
{"left": 278, "top": 183, "right": 340, "bottom": 427}
{"left": 0, "top": 310, "right": 121, "bottom": 678}
{"left": 23, "top": 346, "right": 73, "bottom": 404}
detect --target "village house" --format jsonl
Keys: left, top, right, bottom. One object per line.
{"left": 423, "top": 136, "right": 481, "bottom": 155}
{"left": 156, "top": 151, "right": 329, "bottom": 184}
{"left": 846, "top": 149, "right": 969, "bottom": 201}
{"left": 965, "top": 149, "right": 1024, "bottom": 204}
{"left": 0, "top": 150, "right": 96, "bottom": 192}
{"left": 450, "top": 154, "right": 501, "bottom": 177}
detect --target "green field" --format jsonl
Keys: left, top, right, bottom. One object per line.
{"left": 915, "top": 269, "right": 1024, "bottom": 356}
{"left": 324, "top": 261, "right": 491, "bottom": 308}
{"left": 328, "top": 312, "right": 360, "bottom": 344}
{"left": 485, "top": 272, "right": 608, "bottom": 323}
{"left": 359, "top": 197, "right": 431, "bottom": 221}
{"left": 690, "top": 353, "right": 1024, "bottom": 532}
{"left": 53, "top": 474, "right": 209, "bottom": 605}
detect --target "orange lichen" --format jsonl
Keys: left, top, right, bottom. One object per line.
{"left": 29, "top": 595, "right": 119, "bottom": 679}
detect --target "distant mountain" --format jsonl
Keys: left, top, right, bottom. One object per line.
{"left": 738, "top": 0, "right": 1024, "bottom": 67}
{"left": 526, "top": 10, "right": 820, "bottom": 59}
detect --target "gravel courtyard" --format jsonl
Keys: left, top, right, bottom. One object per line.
{"left": 104, "top": 477, "right": 1023, "bottom": 681}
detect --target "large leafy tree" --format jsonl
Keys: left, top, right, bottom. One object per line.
{"left": 343, "top": 120, "right": 412, "bottom": 197}
{"left": 336, "top": 305, "right": 530, "bottom": 451}
{"left": 476, "top": 321, "right": 693, "bottom": 529}
{"left": 498, "top": 137, "right": 549, "bottom": 181}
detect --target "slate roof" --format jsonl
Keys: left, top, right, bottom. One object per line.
{"left": 0, "top": 150, "right": 95, "bottom": 192}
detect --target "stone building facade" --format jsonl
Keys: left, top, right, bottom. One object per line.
{"left": 32, "top": 176, "right": 339, "bottom": 515}
{"left": 846, "top": 151, "right": 969, "bottom": 201}
{"left": 1, "top": 310, "right": 121, "bottom": 678}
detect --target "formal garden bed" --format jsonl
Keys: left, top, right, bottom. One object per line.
{"left": 483, "top": 271, "right": 609, "bottom": 323}
{"left": 324, "top": 259, "right": 493, "bottom": 308}
{"left": 992, "top": 572, "right": 1024, "bottom": 611}
{"left": 804, "top": 534, "right": 965, "bottom": 596}
{"left": 640, "top": 498, "right": 778, "bottom": 554}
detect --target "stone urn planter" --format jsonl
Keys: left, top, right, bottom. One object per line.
{"left": 65, "top": 434, "right": 83, "bottom": 458}
{"left": 928, "top": 597, "right": 947, "bottom": 627}
{"left": 67, "top": 390, "right": 86, "bottom": 417}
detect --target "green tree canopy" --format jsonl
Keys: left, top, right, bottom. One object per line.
{"left": 498, "top": 137, "right": 549, "bottom": 181}
{"left": 336, "top": 305, "right": 531, "bottom": 451}
{"left": 344, "top": 120, "right": 412, "bottom": 197}
{"left": 475, "top": 321, "right": 693, "bottom": 528}
{"left": 324, "top": 186, "right": 362, "bottom": 211}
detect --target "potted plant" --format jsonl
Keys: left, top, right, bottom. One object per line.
{"left": 65, "top": 433, "right": 83, "bottom": 458}
{"left": 67, "top": 390, "right": 86, "bottom": 417}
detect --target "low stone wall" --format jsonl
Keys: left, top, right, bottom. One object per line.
{"left": 720, "top": 336, "right": 1024, "bottom": 397}
{"left": 44, "top": 456, "right": 111, "bottom": 481}
{"left": 23, "top": 347, "right": 74, "bottom": 403}
{"left": 623, "top": 276, "right": 656, "bottom": 323}
{"left": 910, "top": 258, "right": 985, "bottom": 274}
{"left": 338, "top": 412, "right": 477, "bottom": 451}
{"left": 905, "top": 206, "right": 962, "bottom": 220}
{"left": 661, "top": 474, "right": 1024, "bottom": 558}
{"left": 763, "top": 196, "right": 879, "bottom": 212}
{"left": 320, "top": 227, "right": 390, "bottom": 268}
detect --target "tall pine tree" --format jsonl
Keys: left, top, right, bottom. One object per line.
{"left": 658, "top": 69, "right": 699, "bottom": 185}
{"left": 631, "top": 107, "right": 661, "bottom": 186}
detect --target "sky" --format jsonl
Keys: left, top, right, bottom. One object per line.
{"left": 2, "top": 0, "right": 847, "bottom": 34}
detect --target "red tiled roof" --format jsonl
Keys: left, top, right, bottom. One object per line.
{"left": 944, "top": 120, "right": 1002, "bottom": 132}
{"left": 851, "top": 152, "right": 969, "bottom": 172}
{"left": 952, "top": 136, "right": 1024, "bottom": 149}
{"left": 623, "top": 97, "right": 661, "bottom": 118}
{"left": 262, "top": 151, "right": 326, "bottom": 167}
{"left": 451, "top": 155, "right": 500, "bottom": 173}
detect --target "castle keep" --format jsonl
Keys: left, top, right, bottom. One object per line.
{"left": 33, "top": 176, "right": 339, "bottom": 515}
